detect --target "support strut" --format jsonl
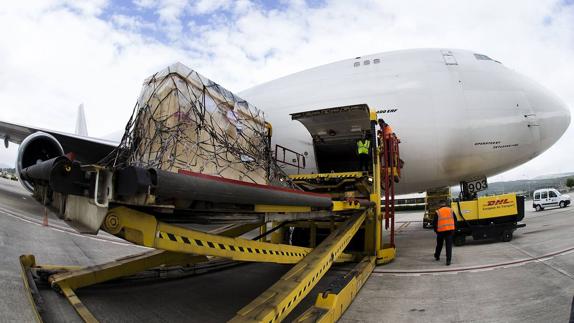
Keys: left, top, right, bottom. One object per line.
{"left": 229, "top": 211, "right": 366, "bottom": 323}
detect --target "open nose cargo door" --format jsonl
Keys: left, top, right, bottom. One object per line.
{"left": 291, "top": 104, "right": 372, "bottom": 173}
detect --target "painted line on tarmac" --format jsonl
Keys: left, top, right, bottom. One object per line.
{"left": 507, "top": 242, "right": 574, "bottom": 280}
{"left": 395, "top": 221, "right": 413, "bottom": 234}
{"left": 527, "top": 206, "right": 574, "bottom": 219}
{"left": 0, "top": 204, "right": 79, "bottom": 232}
{"left": 371, "top": 245, "right": 574, "bottom": 276}
{"left": 396, "top": 222, "right": 408, "bottom": 231}
{"left": 0, "top": 205, "right": 145, "bottom": 248}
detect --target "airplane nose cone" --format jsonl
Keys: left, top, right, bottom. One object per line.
{"left": 557, "top": 103, "right": 571, "bottom": 136}
{"left": 521, "top": 76, "right": 571, "bottom": 148}
{"left": 540, "top": 92, "right": 570, "bottom": 146}
{"left": 557, "top": 100, "right": 571, "bottom": 135}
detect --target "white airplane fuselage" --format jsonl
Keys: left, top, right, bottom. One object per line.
{"left": 239, "top": 49, "right": 570, "bottom": 194}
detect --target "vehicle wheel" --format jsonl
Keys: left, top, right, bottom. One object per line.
{"left": 453, "top": 235, "right": 466, "bottom": 246}
{"left": 559, "top": 201, "right": 565, "bottom": 208}
{"left": 535, "top": 204, "right": 543, "bottom": 212}
{"left": 500, "top": 230, "right": 513, "bottom": 242}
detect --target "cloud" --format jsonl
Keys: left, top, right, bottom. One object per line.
{"left": 192, "top": 0, "right": 232, "bottom": 15}
{"left": 0, "top": 2, "right": 191, "bottom": 160}
{"left": 0, "top": 0, "right": 573, "bottom": 184}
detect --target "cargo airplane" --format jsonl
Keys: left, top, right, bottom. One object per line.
{"left": 0, "top": 49, "right": 571, "bottom": 195}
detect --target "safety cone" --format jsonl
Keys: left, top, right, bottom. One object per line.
{"left": 42, "top": 207, "right": 48, "bottom": 227}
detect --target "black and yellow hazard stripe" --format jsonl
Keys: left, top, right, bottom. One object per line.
{"left": 103, "top": 207, "right": 354, "bottom": 266}
{"left": 289, "top": 171, "right": 365, "bottom": 180}
{"left": 230, "top": 211, "right": 366, "bottom": 323}
{"left": 157, "top": 231, "right": 309, "bottom": 261}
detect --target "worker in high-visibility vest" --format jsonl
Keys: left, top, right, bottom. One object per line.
{"left": 357, "top": 133, "right": 371, "bottom": 172}
{"left": 378, "top": 118, "right": 394, "bottom": 139}
{"left": 377, "top": 118, "right": 403, "bottom": 183}
{"left": 377, "top": 119, "right": 395, "bottom": 166}
{"left": 433, "top": 200, "right": 457, "bottom": 265}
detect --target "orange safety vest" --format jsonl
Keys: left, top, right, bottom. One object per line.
{"left": 383, "top": 125, "right": 394, "bottom": 139}
{"left": 436, "top": 207, "right": 455, "bottom": 232}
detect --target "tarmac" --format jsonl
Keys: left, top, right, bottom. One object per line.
{"left": 0, "top": 177, "right": 573, "bottom": 322}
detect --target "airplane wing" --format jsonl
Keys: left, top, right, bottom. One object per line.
{"left": 0, "top": 120, "right": 118, "bottom": 162}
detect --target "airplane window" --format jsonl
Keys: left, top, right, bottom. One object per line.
{"left": 534, "top": 193, "right": 540, "bottom": 200}
{"left": 364, "top": 60, "right": 370, "bottom": 65}
{"left": 549, "top": 191, "right": 557, "bottom": 198}
{"left": 354, "top": 62, "right": 360, "bottom": 67}
{"left": 474, "top": 53, "right": 493, "bottom": 61}
{"left": 373, "top": 58, "right": 380, "bottom": 64}
{"left": 541, "top": 192, "right": 548, "bottom": 199}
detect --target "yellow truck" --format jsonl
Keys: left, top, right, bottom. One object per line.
{"left": 451, "top": 193, "right": 526, "bottom": 246}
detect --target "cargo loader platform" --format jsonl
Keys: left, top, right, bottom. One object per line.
{"left": 18, "top": 104, "right": 401, "bottom": 322}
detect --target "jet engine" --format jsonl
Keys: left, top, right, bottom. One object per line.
{"left": 16, "top": 132, "right": 64, "bottom": 192}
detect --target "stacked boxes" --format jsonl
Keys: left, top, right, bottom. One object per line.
{"left": 123, "top": 62, "right": 270, "bottom": 184}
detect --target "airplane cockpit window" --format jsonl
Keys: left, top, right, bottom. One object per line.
{"left": 474, "top": 54, "right": 492, "bottom": 60}
{"left": 373, "top": 58, "right": 380, "bottom": 64}
{"left": 364, "top": 60, "right": 370, "bottom": 65}
{"left": 354, "top": 62, "right": 360, "bottom": 67}
{"left": 474, "top": 53, "right": 502, "bottom": 63}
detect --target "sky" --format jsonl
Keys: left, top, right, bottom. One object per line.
{"left": 0, "top": 0, "right": 573, "bottom": 181}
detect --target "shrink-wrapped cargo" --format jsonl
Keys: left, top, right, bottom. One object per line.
{"left": 107, "top": 62, "right": 271, "bottom": 184}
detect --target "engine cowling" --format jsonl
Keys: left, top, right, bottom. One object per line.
{"left": 16, "top": 132, "right": 64, "bottom": 192}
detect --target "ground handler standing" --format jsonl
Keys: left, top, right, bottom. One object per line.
{"left": 357, "top": 132, "right": 371, "bottom": 172}
{"left": 433, "top": 200, "right": 457, "bottom": 265}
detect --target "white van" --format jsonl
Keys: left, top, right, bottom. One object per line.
{"left": 532, "top": 188, "right": 571, "bottom": 211}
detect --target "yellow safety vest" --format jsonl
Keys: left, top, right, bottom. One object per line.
{"left": 357, "top": 140, "right": 370, "bottom": 155}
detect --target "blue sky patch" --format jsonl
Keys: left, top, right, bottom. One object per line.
{"left": 97, "top": 0, "right": 326, "bottom": 44}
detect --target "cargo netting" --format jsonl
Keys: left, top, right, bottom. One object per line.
{"left": 101, "top": 62, "right": 288, "bottom": 185}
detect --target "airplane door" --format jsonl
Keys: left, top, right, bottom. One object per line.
{"left": 291, "top": 104, "right": 372, "bottom": 173}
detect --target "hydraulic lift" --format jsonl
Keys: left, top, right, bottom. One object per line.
{"left": 19, "top": 105, "right": 401, "bottom": 322}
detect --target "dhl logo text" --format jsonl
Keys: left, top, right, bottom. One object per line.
{"left": 486, "top": 199, "right": 511, "bottom": 206}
